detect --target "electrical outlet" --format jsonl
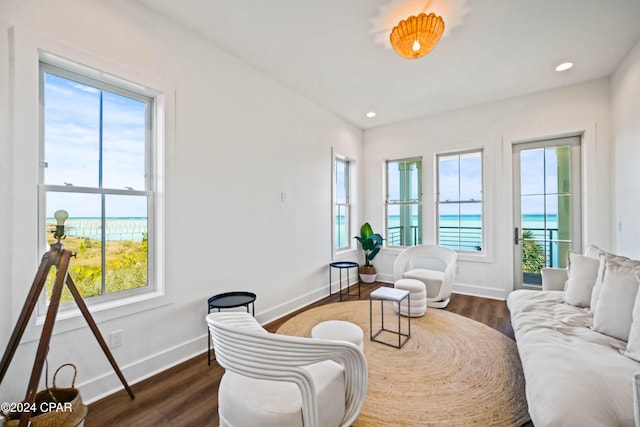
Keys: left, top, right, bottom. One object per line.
{"left": 109, "top": 330, "right": 123, "bottom": 348}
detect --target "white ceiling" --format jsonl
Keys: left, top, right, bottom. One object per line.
{"left": 136, "top": 0, "right": 640, "bottom": 129}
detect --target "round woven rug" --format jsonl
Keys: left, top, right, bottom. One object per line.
{"left": 277, "top": 300, "right": 530, "bottom": 426}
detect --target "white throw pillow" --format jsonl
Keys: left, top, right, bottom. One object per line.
{"left": 584, "top": 244, "right": 606, "bottom": 260}
{"left": 592, "top": 259, "right": 640, "bottom": 341}
{"left": 624, "top": 273, "right": 640, "bottom": 362}
{"left": 590, "top": 252, "right": 638, "bottom": 313}
{"left": 563, "top": 251, "right": 600, "bottom": 307}
{"left": 581, "top": 246, "right": 608, "bottom": 311}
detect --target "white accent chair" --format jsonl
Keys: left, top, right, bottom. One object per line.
{"left": 393, "top": 245, "right": 457, "bottom": 308}
{"left": 206, "top": 311, "right": 368, "bottom": 427}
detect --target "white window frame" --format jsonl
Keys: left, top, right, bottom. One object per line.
{"left": 436, "top": 149, "right": 485, "bottom": 254}
{"left": 333, "top": 155, "right": 351, "bottom": 253}
{"left": 385, "top": 157, "right": 423, "bottom": 247}
{"left": 36, "top": 52, "right": 166, "bottom": 319}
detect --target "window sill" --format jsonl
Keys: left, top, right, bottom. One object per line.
{"left": 333, "top": 248, "right": 358, "bottom": 261}
{"left": 455, "top": 251, "right": 493, "bottom": 263}
{"left": 383, "top": 247, "right": 493, "bottom": 263}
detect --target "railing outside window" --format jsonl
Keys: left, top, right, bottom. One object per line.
{"left": 387, "top": 225, "right": 421, "bottom": 246}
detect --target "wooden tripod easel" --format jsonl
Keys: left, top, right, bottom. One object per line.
{"left": 0, "top": 236, "right": 135, "bottom": 427}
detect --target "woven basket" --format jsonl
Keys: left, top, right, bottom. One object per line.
{"left": 3, "top": 364, "right": 88, "bottom": 427}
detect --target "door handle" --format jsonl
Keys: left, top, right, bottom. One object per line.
{"left": 514, "top": 227, "right": 519, "bottom": 245}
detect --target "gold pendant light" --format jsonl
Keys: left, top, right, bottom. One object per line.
{"left": 390, "top": 12, "right": 445, "bottom": 59}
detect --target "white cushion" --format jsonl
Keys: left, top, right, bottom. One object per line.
{"left": 409, "top": 257, "right": 446, "bottom": 271}
{"left": 218, "top": 360, "right": 345, "bottom": 427}
{"left": 395, "top": 300, "right": 427, "bottom": 317}
{"left": 311, "top": 320, "right": 364, "bottom": 350}
{"left": 395, "top": 278, "right": 427, "bottom": 317}
{"left": 584, "top": 244, "right": 606, "bottom": 260}
{"left": 563, "top": 251, "right": 600, "bottom": 307}
{"left": 590, "top": 252, "right": 640, "bottom": 312}
{"left": 580, "top": 245, "right": 609, "bottom": 310}
{"left": 624, "top": 273, "right": 640, "bottom": 362}
{"left": 394, "top": 278, "right": 426, "bottom": 293}
{"left": 403, "top": 269, "right": 444, "bottom": 298}
{"left": 592, "top": 259, "right": 640, "bottom": 341}
{"left": 394, "top": 293, "right": 428, "bottom": 317}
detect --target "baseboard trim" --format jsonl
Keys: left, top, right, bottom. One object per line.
{"left": 452, "top": 283, "right": 507, "bottom": 300}
{"left": 80, "top": 335, "right": 205, "bottom": 404}
{"left": 256, "top": 286, "right": 327, "bottom": 326}
{"left": 80, "top": 280, "right": 505, "bottom": 404}
{"left": 81, "top": 282, "right": 348, "bottom": 404}
{"left": 376, "top": 273, "right": 507, "bottom": 301}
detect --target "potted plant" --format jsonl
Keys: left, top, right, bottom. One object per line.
{"left": 354, "top": 222, "right": 384, "bottom": 283}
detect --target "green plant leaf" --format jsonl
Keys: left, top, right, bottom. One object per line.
{"left": 360, "top": 222, "right": 373, "bottom": 238}
{"left": 371, "top": 234, "right": 383, "bottom": 244}
{"left": 355, "top": 223, "right": 385, "bottom": 266}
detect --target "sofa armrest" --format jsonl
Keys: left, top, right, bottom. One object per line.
{"left": 540, "top": 267, "right": 568, "bottom": 291}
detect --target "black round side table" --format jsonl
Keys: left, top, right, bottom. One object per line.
{"left": 329, "top": 261, "right": 360, "bottom": 302}
{"left": 207, "top": 291, "right": 256, "bottom": 365}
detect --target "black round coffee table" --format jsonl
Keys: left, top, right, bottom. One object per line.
{"left": 207, "top": 291, "right": 256, "bottom": 365}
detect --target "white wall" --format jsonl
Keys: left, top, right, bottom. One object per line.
{"left": 611, "top": 39, "right": 640, "bottom": 259}
{"left": 0, "top": 0, "right": 362, "bottom": 404}
{"left": 363, "top": 79, "right": 612, "bottom": 299}
{"left": 0, "top": 15, "right": 10, "bottom": 359}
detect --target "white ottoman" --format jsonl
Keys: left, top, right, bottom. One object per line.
{"left": 311, "top": 320, "right": 364, "bottom": 351}
{"left": 394, "top": 278, "right": 427, "bottom": 317}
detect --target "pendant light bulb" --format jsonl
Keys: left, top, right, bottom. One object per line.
{"left": 54, "top": 210, "right": 69, "bottom": 226}
{"left": 53, "top": 209, "right": 69, "bottom": 240}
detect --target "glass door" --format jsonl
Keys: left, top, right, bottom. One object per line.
{"left": 513, "top": 136, "right": 582, "bottom": 288}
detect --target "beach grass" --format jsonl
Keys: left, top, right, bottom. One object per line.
{"left": 45, "top": 235, "right": 148, "bottom": 302}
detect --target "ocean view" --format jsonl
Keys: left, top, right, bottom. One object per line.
{"left": 58, "top": 214, "right": 560, "bottom": 256}
{"left": 338, "top": 213, "right": 562, "bottom": 264}
{"left": 384, "top": 213, "right": 558, "bottom": 244}
{"left": 46, "top": 217, "right": 147, "bottom": 242}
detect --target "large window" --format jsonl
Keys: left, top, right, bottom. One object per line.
{"left": 334, "top": 157, "right": 351, "bottom": 251}
{"left": 437, "top": 150, "right": 483, "bottom": 252}
{"left": 40, "top": 60, "right": 156, "bottom": 304}
{"left": 386, "top": 158, "right": 422, "bottom": 247}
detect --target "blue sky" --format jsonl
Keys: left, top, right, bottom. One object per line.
{"left": 44, "top": 73, "right": 148, "bottom": 218}
{"left": 519, "top": 147, "right": 569, "bottom": 217}
{"left": 47, "top": 72, "right": 567, "bottom": 222}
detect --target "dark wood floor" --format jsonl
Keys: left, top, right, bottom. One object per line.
{"left": 85, "top": 283, "right": 515, "bottom": 426}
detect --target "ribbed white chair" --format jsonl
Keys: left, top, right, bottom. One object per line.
{"left": 393, "top": 245, "right": 457, "bottom": 308}
{"left": 206, "top": 311, "right": 368, "bottom": 427}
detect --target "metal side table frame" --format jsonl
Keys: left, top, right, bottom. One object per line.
{"left": 369, "top": 286, "right": 411, "bottom": 349}
{"left": 329, "top": 261, "right": 360, "bottom": 302}
{"left": 207, "top": 291, "right": 256, "bottom": 365}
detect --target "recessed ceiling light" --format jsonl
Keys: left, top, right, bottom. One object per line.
{"left": 555, "top": 62, "right": 573, "bottom": 72}
{"left": 366, "top": 111, "right": 377, "bottom": 118}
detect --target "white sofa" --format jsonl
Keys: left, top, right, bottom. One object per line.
{"left": 507, "top": 245, "right": 640, "bottom": 427}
